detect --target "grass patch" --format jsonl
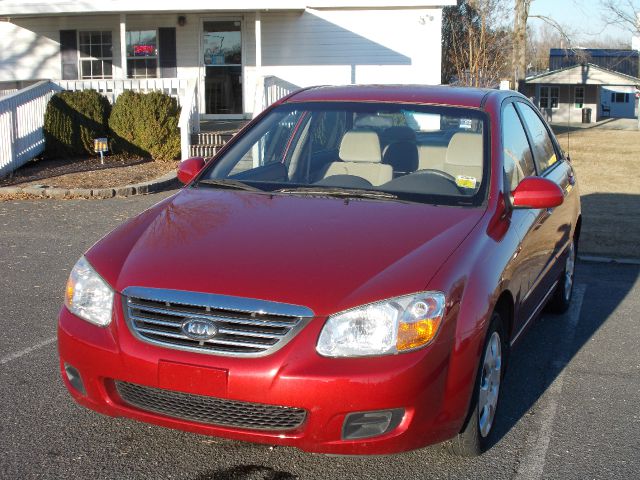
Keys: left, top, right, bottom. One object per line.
{"left": 553, "top": 127, "right": 640, "bottom": 259}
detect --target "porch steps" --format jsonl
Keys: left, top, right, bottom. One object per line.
{"left": 189, "top": 132, "right": 234, "bottom": 158}
{"left": 189, "top": 121, "right": 249, "bottom": 158}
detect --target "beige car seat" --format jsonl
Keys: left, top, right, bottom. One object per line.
{"left": 323, "top": 131, "right": 393, "bottom": 186}
{"left": 418, "top": 145, "right": 448, "bottom": 171}
{"left": 443, "top": 132, "right": 483, "bottom": 183}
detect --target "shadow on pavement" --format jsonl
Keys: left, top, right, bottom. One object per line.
{"left": 490, "top": 260, "right": 639, "bottom": 448}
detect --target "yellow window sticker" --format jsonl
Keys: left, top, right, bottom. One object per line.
{"left": 455, "top": 175, "right": 477, "bottom": 189}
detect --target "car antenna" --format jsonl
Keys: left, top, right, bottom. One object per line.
{"left": 566, "top": 109, "right": 571, "bottom": 161}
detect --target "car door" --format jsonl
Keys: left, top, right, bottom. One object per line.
{"left": 515, "top": 101, "right": 574, "bottom": 315}
{"left": 500, "top": 102, "right": 544, "bottom": 336}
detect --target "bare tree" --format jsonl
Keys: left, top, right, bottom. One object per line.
{"left": 442, "top": 0, "right": 512, "bottom": 87}
{"left": 513, "top": 0, "right": 533, "bottom": 87}
{"left": 601, "top": 0, "right": 640, "bottom": 33}
{"left": 527, "top": 22, "right": 564, "bottom": 74}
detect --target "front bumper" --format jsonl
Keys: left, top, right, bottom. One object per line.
{"left": 58, "top": 299, "right": 459, "bottom": 455}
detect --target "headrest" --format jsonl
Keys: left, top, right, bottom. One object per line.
{"left": 339, "top": 131, "right": 382, "bottom": 163}
{"left": 383, "top": 141, "right": 419, "bottom": 172}
{"left": 383, "top": 126, "right": 416, "bottom": 142}
{"left": 446, "top": 132, "right": 483, "bottom": 166}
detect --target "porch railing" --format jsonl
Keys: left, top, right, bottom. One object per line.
{"left": 254, "top": 75, "right": 300, "bottom": 118}
{"left": 1, "top": 78, "right": 200, "bottom": 176}
{"left": 178, "top": 80, "right": 200, "bottom": 160}
{"left": 0, "top": 80, "right": 61, "bottom": 176}
{"left": 1, "top": 89, "right": 18, "bottom": 98}
{"left": 53, "top": 78, "right": 192, "bottom": 105}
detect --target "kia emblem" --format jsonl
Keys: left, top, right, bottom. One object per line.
{"left": 181, "top": 318, "right": 218, "bottom": 341}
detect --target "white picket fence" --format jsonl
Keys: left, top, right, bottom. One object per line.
{"left": 0, "top": 81, "right": 61, "bottom": 176}
{"left": 1, "top": 75, "right": 300, "bottom": 176}
{"left": 53, "top": 78, "right": 192, "bottom": 105}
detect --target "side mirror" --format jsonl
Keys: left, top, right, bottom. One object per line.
{"left": 512, "top": 177, "right": 564, "bottom": 209}
{"left": 177, "top": 157, "right": 205, "bottom": 185}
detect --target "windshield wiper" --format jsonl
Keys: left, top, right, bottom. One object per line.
{"left": 196, "top": 179, "right": 264, "bottom": 192}
{"left": 274, "top": 187, "right": 398, "bottom": 201}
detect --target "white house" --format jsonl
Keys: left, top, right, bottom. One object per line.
{"left": 0, "top": 0, "right": 455, "bottom": 175}
{"left": 0, "top": 1, "right": 454, "bottom": 117}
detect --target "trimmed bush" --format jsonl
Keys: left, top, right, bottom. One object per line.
{"left": 109, "top": 90, "right": 181, "bottom": 160}
{"left": 43, "top": 90, "right": 110, "bottom": 158}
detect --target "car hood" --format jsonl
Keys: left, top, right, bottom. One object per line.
{"left": 87, "top": 188, "right": 485, "bottom": 316}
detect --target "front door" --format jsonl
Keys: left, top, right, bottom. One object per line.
{"left": 202, "top": 20, "right": 243, "bottom": 116}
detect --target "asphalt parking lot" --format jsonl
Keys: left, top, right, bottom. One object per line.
{"left": 1, "top": 192, "right": 638, "bottom": 480}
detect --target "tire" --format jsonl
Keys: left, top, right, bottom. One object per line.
{"left": 446, "top": 312, "right": 506, "bottom": 457}
{"left": 546, "top": 238, "right": 577, "bottom": 314}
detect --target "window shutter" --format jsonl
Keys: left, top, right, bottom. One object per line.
{"left": 60, "top": 30, "right": 78, "bottom": 80}
{"left": 158, "top": 27, "right": 177, "bottom": 78}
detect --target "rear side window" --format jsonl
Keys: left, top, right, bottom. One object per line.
{"left": 502, "top": 104, "right": 536, "bottom": 190}
{"left": 517, "top": 103, "right": 558, "bottom": 172}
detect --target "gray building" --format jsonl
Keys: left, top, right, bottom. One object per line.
{"left": 520, "top": 63, "right": 639, "bottom": 124}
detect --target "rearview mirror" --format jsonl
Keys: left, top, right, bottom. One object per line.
{"left": 177, "top": 157, "right": 205, "bottom": 185}
{"left": 511, "top": 177, "right": 564, "bottom": 209}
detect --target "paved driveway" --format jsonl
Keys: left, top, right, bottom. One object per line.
{"left": 1, "top": 193, "right": 638, "bottom": 479}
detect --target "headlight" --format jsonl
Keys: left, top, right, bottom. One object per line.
{"left": 65, "top": 256, "right": 114, "bottom": 327}
{"left": 316, "top": 292, "right": 445, "bottom": 357}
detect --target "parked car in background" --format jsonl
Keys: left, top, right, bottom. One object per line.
{"left": 59, "top": 85, "right": 580, "bottom": 456}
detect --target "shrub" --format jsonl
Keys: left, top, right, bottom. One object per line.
{"left": 109, "top": 90, "right": 181, "bottom": 160}
{"left": 43, "top": 90, "right": 110, "bottom": 158}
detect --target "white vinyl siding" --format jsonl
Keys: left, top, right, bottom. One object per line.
{"left": 1, "top": 7, "right": 445, "bottom": 116}
{"left": 0, "top": 14, "right": 202, "bottom": 81}
{"left": 243, "top": 8, "right": 443, "bottom": 114}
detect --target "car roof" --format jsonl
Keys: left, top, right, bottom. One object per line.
{"left": 284, "top": 84, "right": 501, "bottom": 109}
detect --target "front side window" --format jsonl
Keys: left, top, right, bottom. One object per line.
{"left": 197, "top": 102, "right": 489, "bottom": 206}
{"left": 539, "top": 86, "right": 559, "bottom": 109}
{"left": 78, "top": 31, "right": 113, "bottom": 79}
{"left": 517, "top": 103, "right": 558, "bottom": 173}
{"left": 502, "top": 104, "right": 536, "bottom": 191}
{"left": 127, "top": 30, "right": 158, "bottom": 78}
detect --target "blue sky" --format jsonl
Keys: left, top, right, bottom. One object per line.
{"left": 529, "top": 0, "right": 634, "bottom": 45}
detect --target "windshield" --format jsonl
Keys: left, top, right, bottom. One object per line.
{"left": 199, "top": 102, "right": 488, "bottom": 205}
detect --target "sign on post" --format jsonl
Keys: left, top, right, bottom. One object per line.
{"left": 94, "top": 138, "right": 108, "bottom": 165}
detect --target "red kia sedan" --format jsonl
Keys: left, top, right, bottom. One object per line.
{"left": 58, "top": 85, "right": 580, "bottom": 456}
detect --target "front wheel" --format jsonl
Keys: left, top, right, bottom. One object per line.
{"left": 446, "top": 312, "right": 506, "bottom": 456}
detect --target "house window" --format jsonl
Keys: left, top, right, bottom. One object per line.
{"left": 78, "top": 31, "right": 113, "bottom": 79}
{"left": 539, "top": 86, "right": 559, "bottom": 109}
{"left": 574, "top": 87, "right": 585, "bottom": 108}
{"left": 611, "top": 92, "right": 629, "bottom": 103}
{"left": 127, "top": 30, "right": 158, "bottom": 78}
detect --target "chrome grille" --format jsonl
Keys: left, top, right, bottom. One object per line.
{"left": 115, "top": 381, "right": 306, "bottom": 431}
{"left": 122, "top": 287, "right": 313, "bottom": 357}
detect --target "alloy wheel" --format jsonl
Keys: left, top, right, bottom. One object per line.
{"left": 564, "top": 241, "right": 576, "bottom": 302}
{"left": 478, "top": 331, "right": 502, "bottom": 438}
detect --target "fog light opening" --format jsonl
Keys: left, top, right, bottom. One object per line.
{"left": 64, "top": 363, "right": 86, "bottom": 395}
{"left": 342, "top": 408, "right": 404, "bottom": 440}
